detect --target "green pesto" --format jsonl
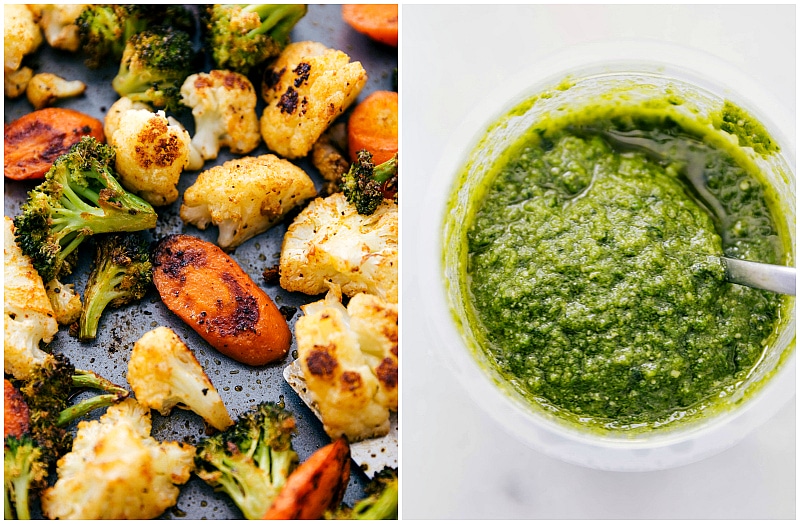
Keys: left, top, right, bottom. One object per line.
{"left": 463, "top": 103, "right": 785, "bottom": 429}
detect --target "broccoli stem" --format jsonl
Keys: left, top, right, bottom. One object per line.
{"left": 373, "top": 155, "right": 398, "bottom": 184}
{"left": 56, "top": 393, "right": 125, "bottom": 427}
{"left": 72, "top": 369, "right": 129, "bottom": 396}
{"left": 78, "top": 271, "right": 129, "bottom": 341}
{"left": 246, "top": 4, "right": 307, "bottom": 42}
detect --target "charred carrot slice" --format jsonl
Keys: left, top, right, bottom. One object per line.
{"left": 4, "top": 107, "right": 104, "bottom": 181}
{"left": 348, "top": 90, "right": 398, "bottom": 165}
{"left": 152, "top": 234, "right": 292, "bottom": 367}
{"left": 263, "top": 438, "right": 351, "bottom": 520}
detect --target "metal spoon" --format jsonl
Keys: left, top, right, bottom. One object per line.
{"left": 718, "top": 256, "right": 796, "bottom": 295}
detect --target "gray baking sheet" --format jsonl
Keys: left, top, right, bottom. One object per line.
{"left": 4, "top": 4, "right": 398, "bottom": 519}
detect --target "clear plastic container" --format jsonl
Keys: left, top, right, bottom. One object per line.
{"left": 419, "top": 42, "right": 796, "bottom": 471}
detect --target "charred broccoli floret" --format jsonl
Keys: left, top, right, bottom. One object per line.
{"left": 4, "top": 435, "right": 47, "bottom": 520}
{"left": 112, "top": 26, "right": 196, "bottom": 112}
{"left": 194, "top": 402, "right": 299, "bottom": 519}
{"left": 204, "top": 4, "right": 307, "bottom": 75}
{"left": 18, "top": 352, "right": 129, "bottom": 467}
{"left": 326, "top": 467, "right": 398, "bottom": 520}
{"left": 341, "top": 150, "right": 398, "bottom": 215}
{"left": 77, "top": 233, "right": 153, "bottom": 341}
{"left": 76, "top": 4, "right": 194, "bottom": 69}
{"left": 12, "top": 137, "right": 157, "bottom": 284}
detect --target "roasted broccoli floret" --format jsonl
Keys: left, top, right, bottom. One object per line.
{"left": 112, "top": 26, "right": 196, "bottom": 112}
{"left": 204, "top": 4, "right": 307, "bottom": 75}
{"left": 76, "top": 4, "right": 194, "bottom": 69}
{"left": 326, "top": 467, "right": 398, "bottom": 520}
{"left": 341, "top": 150, "right": 398, "bottom": 215}
{"left": 194, "top": 402, "right": 299, "bottom": 519}
{"left": 12, "top": 136, "right": 157, "bottom": 284}
{"left": 17, "top": 352, "right": 129, "bottom": 467}
{"left": 4, "top": 434, "right": 47, "bottom": 521}
{"left": 76, "top": 233, "right": 153, "bottom": 341}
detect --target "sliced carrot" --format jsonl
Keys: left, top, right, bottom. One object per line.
{"left": 263, "top": 438, "right": 351, "bottom": 520}
{"left": 4, "top": 107, "right": 104, "bottom": 181}
{"left": 347, "top": 90, "right": 398, "bottom": 165}
{"left": 152, "top": 234, "right": 292, "bottom": 367}
{"left": 4, "top": 379, "right": 30, "bottom": 439}
{"left": 342, "top": 4, "right": 398, "bottom": 47}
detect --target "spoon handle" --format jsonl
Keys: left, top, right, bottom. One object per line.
{"left": 720, "top": 257, "right": 796, "bottom": 295}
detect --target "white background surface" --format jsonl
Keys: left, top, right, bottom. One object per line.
{"left": 401, "top": 4, "right": 795, "bottom": 519}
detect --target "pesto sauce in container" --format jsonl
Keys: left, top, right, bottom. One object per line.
{"left": 449, "top": 73, "right": 795, "bottom": 433}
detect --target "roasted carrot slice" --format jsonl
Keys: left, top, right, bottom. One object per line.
{"left": 263, "top": 438, "right": 351, "bottom": 520}
{"left": 348, "top": 90, "right": 398, "bottom": 165}
{"left": 342, "top": 4, "right": 398, "bottom": 47}
{"left": 152, "top": 234, "right": 292, "bottom": 366}
{"left": 4, "top": 107, "right": 104, "bottom": 180}
{"left": 4, "top": 379, "right": 30, "bottom": 439}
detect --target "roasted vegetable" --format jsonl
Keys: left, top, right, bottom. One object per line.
{"left": 179, "top": 154, "right": 317, "bottom": 251}
{"left": 263, "top": 438, "right": 350, "bottom": 520}
{"left": 194, "top": 402, "right": 299, "bottom": 519}
{"left": 12, "top": 136, "right": 157, "bottom": 283}
{"left": 77, "top": 233, "right": 153, "bottom": 341}
{"left": 341, "top": 150, "right": 398, "bottom": 216}
{"left": 260, "top": 40, "right": 367, "bottom": 159}
{"left": 204, "top": 4, "right": 307, "bottom": 75}
{"left": 127, "top": 326, "right": 233, "bottom": 431}
{"left": 40, "top": 398, "right": 195, "bottom": 520}
{"left": 4, "top": 108, "right": 104, "bottom": 181}
{"left": 152, "top": 234, "right": 292, "bottom": 366}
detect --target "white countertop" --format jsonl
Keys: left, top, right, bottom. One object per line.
{"left": 400, "top": 4, "right": 795, "bottom": 519}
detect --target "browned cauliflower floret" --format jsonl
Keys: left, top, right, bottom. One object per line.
{"left": 180, "top": 69, "right": 261, "bottom": 167}
{"left": 128, "top": 326, "right": 234, "bottom": 432}
{"left": 44, "top": 278, "right": 82, "bottom": 325}
{"left": 4, "top": 4, "right": 42, "bottom": 74}
{"left": 180, "top": 154, "right": 317, "bottom": 251}
{"left": 26, "top": 72, "right": 86, "bottom": 109}
{"left": 4, "top": 66, "right": 33, "bottom": 99}
{"left": 279, "top": 192, "right": 398, "bottom": 303}
{"left": 40, "top": 398, "right": 195, "bottom": 520}
{"left": 111, "top": 108, "right": 192, "bottom": 206}
{"left": 295, "top": 287, "right": 398, "bottom": 441}
{"left": 260, "top": 41, "right": 367, "bottom": 159}
{"left": 4, "top": 216, "right": 58, "bottom": 380}
{"left": 28, "top": 4, "right": 86, "bottom": 52}
{"left": 104, "top": 97, "right": 152, "bottom": 146}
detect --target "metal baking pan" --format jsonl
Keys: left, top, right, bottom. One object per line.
{"left": 4, "top": 4, "right": 398, "bottom": 519}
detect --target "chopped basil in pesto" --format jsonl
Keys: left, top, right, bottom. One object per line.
{"left": 465, "top": 112, "right": 783, "bottom": 428}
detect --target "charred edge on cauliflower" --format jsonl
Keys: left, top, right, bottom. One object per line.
{"left": 12, "top": 136, "right": 157, "bottom": 283}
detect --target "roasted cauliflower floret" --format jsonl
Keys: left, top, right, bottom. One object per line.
{"left": 4, "top": 217, "right": 58, "bottom": 381}
{"left": 104, "top": 97, "right": 152, "bottom": 147}
{"left": 111, "top": 108, "right": 191, "bottom": 206}
{"left": 4, "top": 4, "right": 42, "bottom": 74}
{"left": 44, "top": 278, "right": 82, "bottom": 325}
{"left": 180, "top": 69, "right": 261, "bottom": 166}
{"left": 40, "top": 398, "right": 195, "bottom": 520}
{"left": 295, "top": 288, "right": 398, "bottom": 441}
{"left": 26, "top": 72, "right": 86, "bottom": 110}
{"left": 4, "top": 66, "right": 33, "bottom": 99}
{"left": 128, "top": 326, "right": 234, "bottom": 432}
{"left": 28, "top": 4, "right": 86, "bottom": 52}
{"left": 260, "top": 41, "right": 367, "bottom": 159}
{"left": 279, "top": 192, "right": 398, "bottom": 303}
{"left": 180, "top": 154, "right": 317, "bottom": 251}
